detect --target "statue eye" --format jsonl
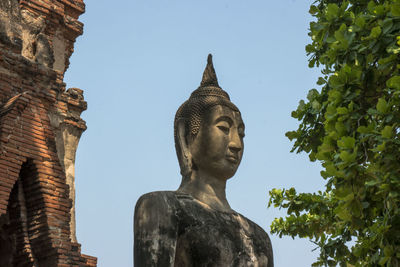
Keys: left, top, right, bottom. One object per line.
{"left": 217, "top": 125, "right": 230, "bottom": 134}
{"left": 238, "top": 125, "right": 245, "bottom": 138}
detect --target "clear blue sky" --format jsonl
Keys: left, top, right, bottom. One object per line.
{"left": 64, "top": 0, "right": 325, "bottom": 266}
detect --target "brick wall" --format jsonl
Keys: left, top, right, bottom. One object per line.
{"left": 0, "top": 0, "right": 96, "bottom": 266}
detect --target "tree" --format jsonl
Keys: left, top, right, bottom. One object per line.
{"left": 268, "top": 0, "right": 400, "bottom": 266}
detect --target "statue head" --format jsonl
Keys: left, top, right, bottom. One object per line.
{"left": 174, "top": 55, "right": 245, "bottom": 180}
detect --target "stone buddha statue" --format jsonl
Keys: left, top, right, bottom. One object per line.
{"left": 134, "top": 55, "right": 273, "bottom": 267}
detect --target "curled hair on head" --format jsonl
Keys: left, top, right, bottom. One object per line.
{"left": 174, "top": 54, "right": 239, "bottom": 178}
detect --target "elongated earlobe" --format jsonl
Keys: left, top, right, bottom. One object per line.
{"left": 177, "top": 120, "right": 192, "bottom": 178}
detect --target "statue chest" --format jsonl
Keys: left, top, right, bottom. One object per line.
{"left": 173, "top": 196, "right": 270, "bottom": 267}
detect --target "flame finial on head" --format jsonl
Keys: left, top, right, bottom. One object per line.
{"left": 191, "top": 54, "right": 230, "bottom": 99}
{"left": 200, "top": 54, "right": 220, "bottom": 88}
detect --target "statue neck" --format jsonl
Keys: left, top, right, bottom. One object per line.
{"left": 177, "top": 170, "right": 232, "bottom": 213}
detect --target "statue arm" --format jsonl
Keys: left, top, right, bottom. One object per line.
{"left": 266, "top": 232, "right": 274, "bottom": 267}
{"left": 134, "top": 192, "right": 178, "bottom": 267}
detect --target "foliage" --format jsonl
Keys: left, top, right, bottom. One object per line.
{"left": 268, "top": 0, "right": 400, "bottom": 266}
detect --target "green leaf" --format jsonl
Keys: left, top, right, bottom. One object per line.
{"left": 391, "top": 3, "right": 400, "bottom": 16}
{"left": 316, "top": 77, "right": 326, "bottom": 85}
{"left": 375, "top": 142, "right": 386, "bottom": 151}
{"left": 355, "top": 16, "right": 365, "bottom": 28}
{"left": 334, "top": 24, "right": 353, "bottom": 49}
{"left": 340, "top": 1, "right": 349, "bottom": 13}
{"left": 312, "top": 100, "right": 321, "bottom": 111}
{"left": 378, "top": 54, "right": 396, "bottom": 67}
{"left": 367, "top": 1, "right": 376, "bottom": 14}
{"left": 305, "top": 44, "right": 314, "bottom": 53}
{"left": 286, "top": 131, "right": 298, "bottom": 141}
{"left": 370, "top": 26, "right": 382, "bottom": 39}
{"left": 307, "top": 89, "right": 319, "bottom": 101}
{"left": 340, "top": 150, "right": 356, "bottom": 162}
{"left": 329, "top": 74, "right": 345, "bottom": 89}
{"left": 379, "top": 256, "right": 390, "bottom": 265}
{"left": 335, "top": 121, "right": 346, "bottom": 135}
{"left": 387, "top": 45, "right": 400, "bottom": 54}
{"left": 308, "top": 58, "right": 316, "bottom": 68}
{"left": 326, "top": 4, "right": 339, "bottom": 21}
{"left": 318, "top": 141, "right": 335, "bottom": 154}
{"left": 350, "top": 199, "right": 362, "bottom": 218}
{"left": 325, "top": 104, "right": 338, "bottom": 120}
{"left": 335, "top": 205, "right": 352, "bottom": 221}
{"left": 383, "top": 246, "right": 393, "bottom": 257}
{"left": 381, "top": 126, "right": 393, "bottom": 138}
{"left": 357, "top": 126, "right": 369, "bottom": 134}
{"left": 348, "top": 101, "right": 354, "bottom": 112}
{"left": 337, "top": 107, "right": 348, "bottom": 115}
{"left": 338, "top": 136, "right": 355, "bottom": 149}
{"left": 376, "top": 98, "right": 389, "bottom": 113}
{"left": 365, "top": 179, "right": 380, "bottom": 186}
{"left": 336, "top": 186, "right": 353, "bottom": 200}
{"left": 381, "top": 18, "right": 393, "bottom": 34}
{"left": 309, "top": 5, "right": 319, "bottom": 15}
{"left": 386, "top": 76, "right": 400, "bottom": 90}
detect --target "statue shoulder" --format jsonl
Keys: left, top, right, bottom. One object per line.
{"left": 136, "top": 190, "right": 177, "bottom": 205}
{"left": 134, "top": 191, "right": 180, "bottom": 243}
{"left": 235, "top": 212, "right": 270, "bottom": 237}
{"left": 235, "top": 212, "right": 274, "bottom": 266}
{"left": 134, "top": 191, "right": 180, "bottom": 266}
{"left": 135, "top": 191, "right": 178, "bottom": 215}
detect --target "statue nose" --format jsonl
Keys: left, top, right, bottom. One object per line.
{"left": 229, "top": 132, "right": 242, "bottom": 153}
{"left": 229, "top": 145, "right": 241, "bottom": 153}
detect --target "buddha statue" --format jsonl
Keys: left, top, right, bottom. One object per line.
{"left": 134, "top": 55, "right": 273, "bottom": 267}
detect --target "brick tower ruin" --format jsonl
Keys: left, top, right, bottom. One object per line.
{"left": 0, "top": 0, "right": 96, "bottom": 266}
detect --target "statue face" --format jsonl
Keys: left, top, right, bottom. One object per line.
{"left": 189, "top": 105, "right": 245, "bottom": 180}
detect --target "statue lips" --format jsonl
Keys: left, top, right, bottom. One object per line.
{"left": 226, "top": 155, "right": 239, "bottom": 164}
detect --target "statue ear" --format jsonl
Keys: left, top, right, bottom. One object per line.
{"left": 176, "top": 119, "right": 192, "bottom": 178}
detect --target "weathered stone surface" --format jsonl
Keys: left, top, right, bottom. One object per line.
{"left": 135, "top": 191, "right": 273, "bottom": 267}
{"left": 134, "top": 55, "right": 273, "bottom": 266}
{"left": 49, "top": 87, "right": 87, "bottom": 243}
{"left": 0, "top": 0, "right": 96, "bottom": 266}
